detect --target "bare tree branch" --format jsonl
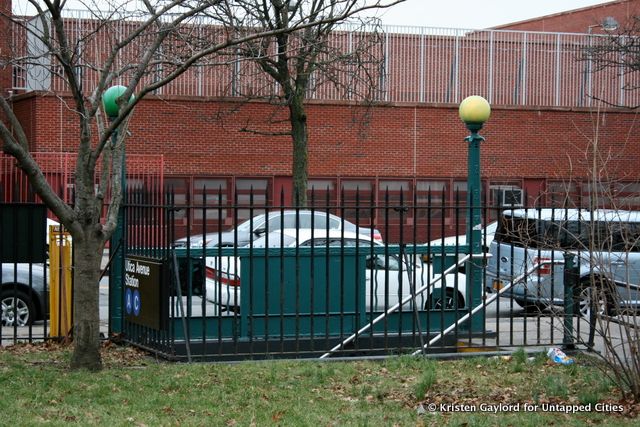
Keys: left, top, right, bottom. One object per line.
{"left": 0, "top": 0, "right": 406, "bottom": 370}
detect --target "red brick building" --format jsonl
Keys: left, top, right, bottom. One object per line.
{"left": 2, "top": 0, "right": 640, "bottom": 240}
{"left": 0, "top": 0, "right": 11, "bottom": 99}
{"left": 495, "top": 0, "right": 640, "bottom": 33}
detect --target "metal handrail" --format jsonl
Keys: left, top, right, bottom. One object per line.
{"left": 320, "top": 252, "right": 488, "bottom": 359}
{"left": 410, "top": 258, "right": 561, "bottom": 355}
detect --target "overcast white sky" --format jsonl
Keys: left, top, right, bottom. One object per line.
{"left": 377, "top": 0, "right": 616, "bottom": 28}
{"left": 15, "top": 0, "right": 617, "bottom": 30}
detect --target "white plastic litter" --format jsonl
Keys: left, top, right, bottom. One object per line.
{"left": 547, "top": 347, "right": 574, "bottom": 365}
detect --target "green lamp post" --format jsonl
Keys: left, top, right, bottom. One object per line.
{"left": 459, "top": 95, "right": 490, "bottom": 329}
{"left": 103, "top": 85, "right": 134, "bottom": 334}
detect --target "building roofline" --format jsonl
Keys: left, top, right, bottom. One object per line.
{"left": 491, "top": 0, "right": 625, "bottom": 30}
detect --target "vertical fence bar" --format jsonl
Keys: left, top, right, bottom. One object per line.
{"left": 453, "top": 34, "right": 460, "bottom": 103}
{"left": 263, "top": 186, "right": 271, "bottom": 353}
{"left": 521, "top": 32, "right": 528, "bottom": 106}
{"left": 309, "top": 188, "right": 316, "bottom": 351}
{"left": 419, "top": 32, "right": 425, "bottom": 103}
{"left": 215, "top": 184, "right": 224, "bottom": 354}
{"left": 197, "top": 186, "right": 207, "bottom": 355}
{"left": 555, "top": 34, "right": 562, "bottom": 107}
{"left": 278, "top": 187, "right": 286, "bottom": 354}
{"left": 396, "top": 189, "right": 405, "bottom": 350}
{"left": 383, "top": 188, "right": 390, "bottom": 349}
{"left": 488, "top": 30, "right": 494, "bottom": 104}
{"left": 324, "top": 187, "right": 332, "bottom": 352}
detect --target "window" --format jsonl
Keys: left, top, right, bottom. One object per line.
{"left": 164, "top": 178, "right": 188, "bottom": 221}
{"left": 595, "top": 222, "right": 640, "bottom": 252}
{"left": 581, "top": 182, "right": 609, "bottom": 209}
{"left": 490, "top": 185, "right": 523, "bottom": 207}
{"left": 617, "top": 223, "right": 640, "bottom": 252}
{"left": 13, "top": 65, "right": 26, "bottom": 89}
{"left": 446, "top": 180, "right": 473, "bottom": 233}
{"left": 253, "top": 233, "right": 296, "bottom": 248}
{"left": 495, "top": 216, "right": 536, "bottom": 246}
{"left": 453, "top": 181, "right": 468, "bottom": 205}
{"left": 416, "top": 180, "right": 446, "bottom": 220}
{"left": 307, "top": 179, "right": 336, "bottom": 208}
{"left": 261, "top": 212, "right": 309, "bottom": 232}
{"left": 236, "top": 178, "right": 270, "bottom": 220}
{"left": 496, "top": 214, "right": 640, "bottom": 252}
{"left": 341, "top": 180, "right": 373, "bottom": 223}
{"left": 263, "top": 211, "right": 340, "bottom": 232}
{"left": 302, "top": 238, "right": 354, "bottom": 247}
{"left": 547, "top": 181, "right": 580, "bottom": 208}
{"left": 379, "top": 180, "right": 412, "bottom": 223}
{"left": 613, "top": 182, "right": 640, "bottom": 210}
{"left": 367, "top": 254, "right": 401, "bottom": 270}
{"left": 194, "top": 178, "right": 227, "bottom": 223}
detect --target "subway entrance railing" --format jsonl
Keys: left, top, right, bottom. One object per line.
{"left": 118, "top": 192, "right": 593, "bottom": 362}
{"left": 124, "top": 247, "right": 481, "bottom": 361}
{"left": 2, "top": 197, "right": 603, "bottom": 360}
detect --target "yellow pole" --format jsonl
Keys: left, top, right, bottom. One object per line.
{"left": 49, "top": 224, "right": 72, "bottom": 338}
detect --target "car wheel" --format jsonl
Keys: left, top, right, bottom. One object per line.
{"left": 577, "top": 282, "right": 612, "bottom": 318}
{"left": 426, "top": 289, "right": 464, "bottom": 310}
{"left": 1, "top": 290, "right": 35, "bottom": 327}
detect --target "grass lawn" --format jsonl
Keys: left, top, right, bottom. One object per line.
{"left": 0, "top": 342, "right": 638, "bottom": 426}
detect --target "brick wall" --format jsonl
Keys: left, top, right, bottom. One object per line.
{"left": 0, "top": 0, "right": 11, "bottom": 97}
{"left": 496, "top": 0, "right": 640, "bottom": 34}
{"left": 13, "top": 93, "right": 640, "bottom": 183}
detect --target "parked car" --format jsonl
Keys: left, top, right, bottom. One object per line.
{"left": 427, "top": 221, "right": 498, "bottom": 252}
{"left": 204, "top": 229, "right": 466, "bottom": 313}
{"left": 173, "top": 210, "right": 383, "bottom": 248}
{"left": 1, "top": 217, "right": 56, "bottom": 326}
{"left": 423, "top": 221, "right": 497, "bottom": 272}
{"left": 1, "top": 262, "right": 48, "bottom": 326}
{"left": 486, "top": 209, "right": 640, "bottom": 315}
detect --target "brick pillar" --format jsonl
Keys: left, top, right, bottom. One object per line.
{"left": 0, "top": 0, "right": 12, "bottom": 97}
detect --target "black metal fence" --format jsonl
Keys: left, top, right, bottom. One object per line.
{"left": 5, "top": 192, "right": 621, "bottom": 361}
{"left": 119, "top": 190, "right": 600, "bottom": 361}
{"left": 0, "top": 203, "right": 51, "bottom": 344}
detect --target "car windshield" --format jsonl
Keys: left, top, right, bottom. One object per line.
{"left": 235, "top": 214, "right": 266, "bottom": 233}
{"left": 495, "top": 216, "right": 577, "bottom": 249}
{"left": 485, "top": 221, "right": 498, "bottom": 235}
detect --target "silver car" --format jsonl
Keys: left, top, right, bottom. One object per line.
{"left": 1, "top": 263, "right": 48, "bottom": 326}
{"left": 486, "top": 209, "right": 640, "bottom": 315}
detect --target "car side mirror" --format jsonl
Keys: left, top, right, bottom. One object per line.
{"left": 253, "top": 227, "right": 266, "bottom": 237}
{"left": 366, "top": 255, "right": 385, "bottom": 269}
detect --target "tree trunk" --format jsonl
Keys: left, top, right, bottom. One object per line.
{"left": 290, "top": 96, "right": 308, "bottom": 207}
{"left": 70, "top": 233, "right": 105, "bottom": 371}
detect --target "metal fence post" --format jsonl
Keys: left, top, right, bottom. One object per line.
{"left": 459, "top": 96, "right": 490, "bottom": 333}
{"left": 563, "top": 252, "right": 578, "bottom": 350}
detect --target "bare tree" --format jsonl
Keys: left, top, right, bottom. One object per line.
{"left": 0, "top": 0, "right": 402, "bottom": 370}
{"left": 565, "top": 24, "right": 640, "bottom": 399}
{"left": 584, "top": 17, "right": 640, "bottom": 108}
{"left": 213, "top": 0, "right": 403, "bottom": 206}
{"left": 500, "top": 113, "right": 640, "bottom": 400}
